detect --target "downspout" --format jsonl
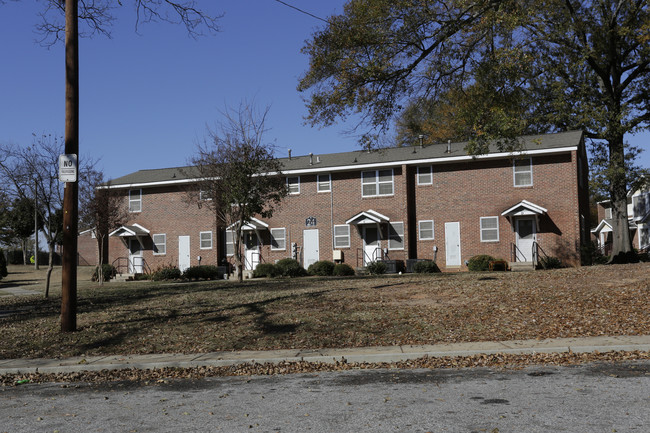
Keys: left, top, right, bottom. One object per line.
{"left": 330, "top": 176, "right": 334, "bottom": 254}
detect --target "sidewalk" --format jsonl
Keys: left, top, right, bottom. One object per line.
{"left": 1, "top": 335, "right": 649, "bottom": 375}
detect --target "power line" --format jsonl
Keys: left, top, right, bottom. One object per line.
{"left": 272, "top": 0, "right": 329, "bottom": 24}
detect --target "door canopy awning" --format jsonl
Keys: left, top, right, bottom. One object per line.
{"left": 501, "top": 200, "right": 548, "bottom": 218}
{"left": 346, "top": 209, "right": 390, "bottom": 225}
{"left": 591, "top": 218, "right": 637, "bottom": 235}
{"left": 109, "top": 223, "right": 150, "bottom": 237}
{"left": 109, "top": 223, "right": 150, "bottom": 248}
{"left": 226, "top": 217, "right": 269, "bottom": 231}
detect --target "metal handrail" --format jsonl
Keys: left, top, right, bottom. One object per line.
{"left": 510, "top": 243, "right": 527, "bottom": 262}
{"left": 244, "top": 251, "right": 262, "bottom": 270}
{"left": 111, "top": 256, "right": 151, "bottom": 275}
{"left": 532, "top": 241, "right": 550, "bottom": 269}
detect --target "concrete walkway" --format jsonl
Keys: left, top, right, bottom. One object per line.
{"left": 1, "top": 335, "right": 648, "bottom": 375}
{"left": 0, "top": 286, "right": 41, "bottom": 297}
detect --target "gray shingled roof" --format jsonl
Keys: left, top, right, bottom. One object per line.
{"left": 107, "top": 130, "right": 583, "bottom": 188}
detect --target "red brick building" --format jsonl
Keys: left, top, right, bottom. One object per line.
{"left": 94, "top": 130, "right": 590, "bottom": 273}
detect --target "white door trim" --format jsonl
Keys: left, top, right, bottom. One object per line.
{"left": 244, "top": 232, "right": 260, "bottom": 270}
{"left": 362, "top": 225, "right": 381, "bottom": 265}
{"left": 178, "top": 236, "right": 190, "bottom": 272}
{"left": 303, "top": 229, "right": 320, "bottom": 267}
{"left": 444, "top": 222, "right": 461, "bottom": 267}
{"left": 515, "top": 217, "right": 536, "bottom": 262}
{"left": 129, "top": 239, "right": 143, "bottom": 273}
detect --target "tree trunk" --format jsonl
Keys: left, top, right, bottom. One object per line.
{"left": 97, "top": 233, "right": 104, "bottom": 286}
{"left": 21, "top": 238, "right": 28, "bottom": 265}
{"left": 45, "top": 242, "right": 54, "bottom": 299}
{"left": 234, "top": 228, "right": 243, "bottom": 282}
{"left": 607, "top": 136, "right": 638, "bottom": 264}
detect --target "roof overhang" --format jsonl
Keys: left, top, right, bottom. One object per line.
{"left": 226, "top": 217, "right": 269, "bottom": 231}
{"left": 346, "top": 209, "right": 390, "bottom": 225}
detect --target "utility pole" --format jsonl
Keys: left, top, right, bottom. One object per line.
{"left": 61, "top": 0, "right": 79, "bottom": 332}
{"left": 34, "top": 177, "right": 39, "bottom": 270}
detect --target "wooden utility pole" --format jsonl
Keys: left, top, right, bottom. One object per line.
{"left": 61, "top": 0, "right": 79, "bottom": 332}
{"left": 34, "top": 178, "right": 39, "bottom": 270}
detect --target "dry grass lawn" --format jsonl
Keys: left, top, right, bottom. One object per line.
{"left": 0, "top": 263, "right": 648, "bottom": 360}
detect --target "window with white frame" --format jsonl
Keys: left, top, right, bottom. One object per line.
{"left": 153, "top": 234, "right": 166, "bottom": 255}
{"left": 419, "top": 220, "right": 434, "bottom": 240}
{"left": 632, "top": 193, "right": 650, "bottom": 219}
{"left": 417, "top": 166, "right": 433, "bottom": 185}
{"left": 605, "top": 207, "right": 613, "bottom": 219}
{"left": 200, "top": 231, "right": 213, "bottom": 249}
{"left": 640, "top": 226, "right": 649, "bottom": 249}
{"left": 480, "top": 216, "right": 499, "bottom": 242}
{"left": 129, "top": 189, "right": 142, "bottom": 212}
{"left": 270, "top": 228, "right": 286, "bottom": 250}
{"left": 287, "top": 176, "right": 300, "bottom": 195}
{"left": 317, "top": 174, "right": 331, "bottom": 192}
{"left": 199, "top": 189, "right": 212, "bottom": 201}
{"left": 388, "top": 222, "right": 404, "bottom": 250}
{"left": 361, "top": 169, "right": 394, "bottom": 197}
{"left": 225, "top": 230, "right": 235, "bottom": 256}
{"left": 513, "top": 158, "right": 533, "bottom": 187}
{"left": 334, "top": 224, "right": 350, "bottom": 248}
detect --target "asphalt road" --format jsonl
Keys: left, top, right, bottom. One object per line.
{"left": 1, "top": 361, "right": 649, "bottom": 433}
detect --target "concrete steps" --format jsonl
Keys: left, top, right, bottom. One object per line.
{"left": 112, "top": 273, "right": 135, "bottom": 282}
{"left": 509, "top": 261, "right": 535, "bottom": 272}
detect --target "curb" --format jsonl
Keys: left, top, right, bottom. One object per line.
{"left": 1, "top": 335, "right": 649, "bottom": 375}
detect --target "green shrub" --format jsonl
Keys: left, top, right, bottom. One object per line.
{"left": 275, "top": 258, "right": 307, "bottom": 277}
{"left": 307, "top": 260, "right": 335, "bottom": 276}
{"left": 0, "top": 250, "right": 7, "bottom": 280}
{"left": 151, "top": 265, "right": 182, "bottom": 281}
{"left": 538, "top": 256, "right": 563, "bottom": 269}
{"left": 184, "top": 265, "right": 222, "bottom": 280}
{"left": 332, "top": 263, "right": 355, "bottom": 276}
{"left": 413, "top": 260, "right": 440, "bottom": 273}
{"left": 467, "top": 254, "right": 496, "bottom": 272}
{"left": 92, "top": 264, "right": 117, "bottom": 282}
{"left": 366, "top": 261, "right": 387, "bottom": 275}
{"left": 253, "top": 263, "right": 278, "bottom": 278}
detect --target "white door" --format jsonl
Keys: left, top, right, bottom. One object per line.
{"left": 516, "top": 218, "right": 536, "bottom": 262}
{"left": 244, "top": 232, "right": 260, "bottom": 270}
{"left": 444, "top": 222, "right": 461, "bottom": 267}
{"left": 303, "top": 229, "right": 319, "bottom": 267}
{"left": 178, "top": 236, "right": 190, "bottom": 272}
{"left": 363, "top": 225, "right": 380, "bottom": 265}
{"left": 129, "top": 239, "right": 143, "bottom": 273}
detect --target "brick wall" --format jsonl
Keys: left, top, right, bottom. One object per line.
{"left": 106, "top": 148, "right": 587, "bottom": 272}
{"left": 108, "top": 185, "right": 220, "bottom": 272}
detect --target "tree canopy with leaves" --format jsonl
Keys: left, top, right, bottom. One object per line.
{"left": 188, "top": 103, "right": 287, "bottom": 282}
{"left": 299, "top": 0, "right": 650, "bottom": 261}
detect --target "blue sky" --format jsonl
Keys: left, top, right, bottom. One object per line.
{"left": 1, "top": 0, "right": 648, "bottom": 181}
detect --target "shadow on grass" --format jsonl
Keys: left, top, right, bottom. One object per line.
{"left": 0, "top": 277, "right": 359, "bottom": 356}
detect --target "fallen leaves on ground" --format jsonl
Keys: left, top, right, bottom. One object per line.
{"left": 0, "top": 263, "right": 648, "bottom": 360}
{"left": 1, "top": 350, "right": 648, "bottom": 386}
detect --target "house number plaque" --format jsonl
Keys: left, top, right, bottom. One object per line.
{"left": 305, "top": 216, "right": 317, "bottom": 227}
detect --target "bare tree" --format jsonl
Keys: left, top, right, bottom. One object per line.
{"left": 1, "top": 0, "right": 221, "bottom": 331}
{"left": 188, "top": 103, "right": 287, "bottom": 282}
{"left": 79, "top": 170, "right": 129, "bottom": 285}
{"left": 0, "top": 135, "right": 97, "bottom": 297}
